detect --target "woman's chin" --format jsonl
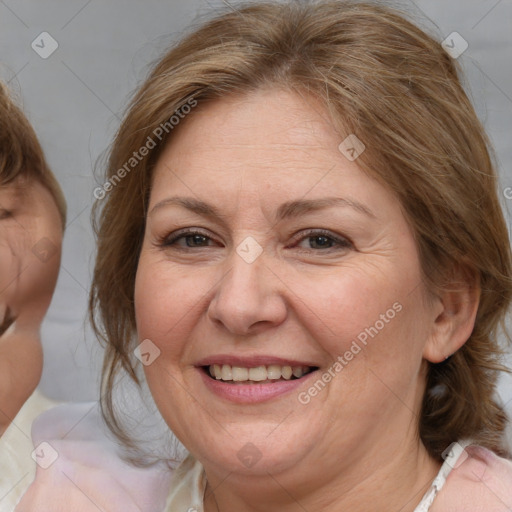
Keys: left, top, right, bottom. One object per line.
{"left": 159, "top": 368, "right": 330, "bottom": 474}
{"left": 199, "top": 441, "right": 308, "bottom": 476}
{"left": 183, "top": 418, "right": 322, "bottom": 477}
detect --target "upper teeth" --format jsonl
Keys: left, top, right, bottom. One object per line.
{"left": 209, "top": 364, "right": 310, "bottom": 382}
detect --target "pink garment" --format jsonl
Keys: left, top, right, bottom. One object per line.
{"left": 15, "top": 402, "right": 175, "bottom": 512}
{"left": 430, "top": 444, "right": 512, "bottom": 511}
{"left": 160, "top": 441, "right": 512, "bottom": 511}
{"left": 15, "top": 405, "right": 512, "bottom": 512}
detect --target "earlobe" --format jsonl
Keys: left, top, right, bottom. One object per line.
{"left": 423, "top": 274, "right": 480, "bottom": 364}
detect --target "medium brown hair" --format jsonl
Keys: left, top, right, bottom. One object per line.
{"left": 90, "top": 0, "right": 512, "bottom": 461}
{"left": 0, "top": 81, "right": 66, "bottom": 227}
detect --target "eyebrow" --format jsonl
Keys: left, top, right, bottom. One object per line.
{"left": 149, "top": 196, "right": 375, "bottom": 221}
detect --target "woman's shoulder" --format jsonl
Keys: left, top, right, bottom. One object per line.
{"left": 433, "top": 444, "right": 512, "bottom": 512}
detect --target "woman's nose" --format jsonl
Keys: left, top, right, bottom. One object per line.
{"left": 206, "top": 243, "right": 288, "bottom": 336}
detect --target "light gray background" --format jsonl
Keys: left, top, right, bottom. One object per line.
{"left": 1, "top": 1, "right": 511, "bottom": 415}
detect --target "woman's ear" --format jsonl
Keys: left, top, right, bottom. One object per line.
{"left": 423, "top": 267, "right": 480, "bottom": 363}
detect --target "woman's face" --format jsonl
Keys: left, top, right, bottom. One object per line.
{"left": 135, "top": 89, "right": 440, "bottom": 479}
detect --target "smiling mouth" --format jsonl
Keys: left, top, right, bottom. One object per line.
{"left": 203, "top": 364, "right": 318, "bottom": 384}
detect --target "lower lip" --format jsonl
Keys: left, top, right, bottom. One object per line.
{"left": 198, "top": 368, "right": 317, "bottom": 403}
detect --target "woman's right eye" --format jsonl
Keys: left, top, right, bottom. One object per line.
{"left": 159, "top": 230, "right": 218, "bottom": 249}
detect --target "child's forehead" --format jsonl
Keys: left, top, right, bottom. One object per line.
{"left": 2, "top": 172, "right": 41, "bottom": 188}
{"left": 0, "top": 178, "right": 52, "bottom": 213}
{"left": 0, "top": 178, "right": 29, "bottom": 198}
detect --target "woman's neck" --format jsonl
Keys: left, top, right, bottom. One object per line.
{"left": 203, "top": 437, "right": 441, "bottom": 512}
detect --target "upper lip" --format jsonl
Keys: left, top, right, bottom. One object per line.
{"left": 195, "top": 355, "right": 319, "bottom": 368}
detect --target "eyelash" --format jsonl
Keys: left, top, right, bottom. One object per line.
{"left": 158, "top": 228, "right": 352, "bottom": 252}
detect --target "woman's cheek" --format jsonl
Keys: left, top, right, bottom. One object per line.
{"left": 135, "top": 260, "right": 206, "bottom": 343}
{"left": 293, "top": 271, "right": 387, "bottom": 334}
{"left": 306, "top": 277, "right": 414, "bottom": 369}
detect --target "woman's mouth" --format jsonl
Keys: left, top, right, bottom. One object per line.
{"left": 205, "top": 364, "right": 316, "bottom": 383}
{"left": 197, "top": 360, "right": 319, "bottom": 403}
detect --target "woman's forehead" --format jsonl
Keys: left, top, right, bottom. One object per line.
{"left": 150, "top": 89, "right": 379, "bottom": 201}
{"left": 162, "top": 89, "right": 342, "bottom": 156}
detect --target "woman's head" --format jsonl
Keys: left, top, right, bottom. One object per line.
{"left": 90, "top": 0, "right": 512, "bottom": 468}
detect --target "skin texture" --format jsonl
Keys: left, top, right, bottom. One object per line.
{"left": 0, "top": 178, "right": 62, "bottom": 436}
{"left": 135, "top": 89, "right": 479, "bottom": 512}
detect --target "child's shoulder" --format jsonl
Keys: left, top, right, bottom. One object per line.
{"left": 16, "top": 402, "right": 175, "bottom": 512}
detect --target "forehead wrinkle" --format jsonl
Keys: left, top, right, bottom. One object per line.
{"left": 203, "top": 141, "right": 328, "bottom": 149}
{"left": 276, "top": 197, "right": 376, "bottom": 222}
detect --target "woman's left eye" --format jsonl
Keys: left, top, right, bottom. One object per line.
{"left": 293, "top": 230, "right": 352, "bottom": 251}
